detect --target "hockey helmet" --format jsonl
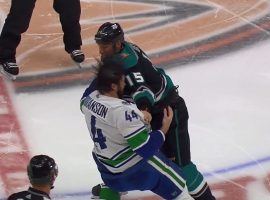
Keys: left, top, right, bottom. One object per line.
{"left": 95, "top": 22, "right": 124, "bottom": 44}
{"left": 27, "top": 155, "right": 58, "bottom": 186}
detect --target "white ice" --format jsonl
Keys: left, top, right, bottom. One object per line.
{"left": 8, "top": 39, "right": 270, "bottom": 199}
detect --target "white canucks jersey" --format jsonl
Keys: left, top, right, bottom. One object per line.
{"left": 81, "top": 90, "right": 150, "bottom": 173}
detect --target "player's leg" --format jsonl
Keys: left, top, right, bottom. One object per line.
{"left": 148, "top": 153, "right": 194, "bottom": 200}
{"left": 95, "top": 152, "right": 192, "bottom": 200}
{"left": 0, "top": 0, "right": 36, "bottom": 78}
{"left": 52, "top": 0, "right": 84, "bottom": 64}
{"left": 165, "top": 94, "right": 216, "bottom": 200}
{"left": 90, "top": 154, "right": 124, "bottom": 200}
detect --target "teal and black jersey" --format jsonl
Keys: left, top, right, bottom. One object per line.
{"left": 112, "top": 41, "right": 175, "bottom": 110}
{"left": 109, "top": 42, "right": 214, "bottom": 199}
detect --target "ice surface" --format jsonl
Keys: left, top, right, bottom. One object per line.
{"left": 1, "top": 0, "right": 270, "bottom": 199}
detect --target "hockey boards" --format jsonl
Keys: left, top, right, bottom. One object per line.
{"left": 0, "top": 77, "right": 30, "bottom": 196}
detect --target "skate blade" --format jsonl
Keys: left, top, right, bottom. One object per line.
{"left": 0, "top": 65, "right": 16, "bottom": 80}
{"left": 91, "top": 196, "right": 101, "bottom": 199}
{"left": 90, "top": 192, "right": 128, "bottom": 199}
{"left": 73, "top": 60, "right": 82, "bottom": 69}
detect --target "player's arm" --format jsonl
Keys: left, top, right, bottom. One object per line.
{"left": 141, "top": 110, "right": 152, "bottom": 124}
{"left": 80, "top": 77, "right": 97, "bottom": 112}
{"left": 117, "top": 106, "right": 173, "bottom": 159}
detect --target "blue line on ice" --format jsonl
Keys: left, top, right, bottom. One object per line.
{"left": 203, "top": 155, "right": 270, "bottom": 177}
{"left": 52, "top": 155, "right": 270, "bottom": 198}
{"left": 2, "top": 156, "right": 270, "bottom": 199}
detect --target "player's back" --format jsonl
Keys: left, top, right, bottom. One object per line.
{"left": 81, "top": 90, "right": 146, "bottom": 173}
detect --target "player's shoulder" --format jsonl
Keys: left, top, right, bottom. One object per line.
{"left": 8, "top": 187, "right": 51, "bottom": 200}
{"left": 114, "top": 100, "right": 142, "bottom": 118}
{"left": 120, "top": 99, "right": 134, "bottom": 106}
{"left": 113, "top": 42, "right": 140, "bottom": 69}
{"left": 97, "top": 95, "right": 125, "bottom": 107}
{"left": 119, "top": 100, "right": 137, "bottom": 109}
{"left": 107, "top": 99, "right": 132, "bottom": 112}
{"left": 90, "top": 95, "right": 131, "bottom": 116}
{"left": 114, "top": 101, "right": 144, "bottom": 128}
{"left": 107, "top": 99, "right": 134, "bottom": 113}
{"left": 127, "top": 42, "right": 141, "bottom": 52}
{"left": 7, "top": 190, "right": 30, "bottom": 199}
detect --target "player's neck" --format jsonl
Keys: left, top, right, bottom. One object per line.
{"left": 102, "top": 91, "right": 118, "bottom": 99}
{"left": 32, "top": 185, "right": 51, "bottom": 195}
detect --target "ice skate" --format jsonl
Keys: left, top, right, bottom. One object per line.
{"left": 70, "top": 49, "right": 85, "bottom": 68}
{"left": 0, "top": 61, "right": 19, "bottom": 80}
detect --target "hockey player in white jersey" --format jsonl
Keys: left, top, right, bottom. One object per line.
{"left": 80, "top": 59, "right": 194, "bottom": 200}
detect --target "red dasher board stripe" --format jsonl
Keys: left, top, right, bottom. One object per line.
{"left": 0, "top": 77, "right": 30, "bottom": 196}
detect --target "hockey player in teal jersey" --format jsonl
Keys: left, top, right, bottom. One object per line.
{"left": 81, "top": 59, "right": 193, "bottom": 200}
{"left": 92, "top": 22, "right": 216, "bottom": 200}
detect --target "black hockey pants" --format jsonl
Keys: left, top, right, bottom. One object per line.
{"left": 0, "top": 0, "right": 82, "bottom": 62}
{"left": 150, "top": 88, "right": 191, "bottom": 166}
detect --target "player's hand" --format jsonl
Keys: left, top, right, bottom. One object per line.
{"left": 141, "top": 110, "right": 152, "bottom": 124}
{"left": 160, "top": 106, "right": 173, "bottom": 134}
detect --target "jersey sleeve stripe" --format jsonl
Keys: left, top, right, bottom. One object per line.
{"left": 111, "top": 146, "right": 130, "bottom": 160}
{"left": 155, "top": 73, "right": 167, "bottom": 101}
{"left": 133, "top": 130, "right": 165, "bottom": 159}
{"left": 124, "top": 126, "right": 145, "bottom": 139}
{"left": 158, "top": 130, "right": 166, "bottom": 141}
{"left": 132, "top": 136, "right": 150, "bottom": 151}
{"left": 80, "top": 97, "right": 86, "bottom": 112}
{"left": 127, "top": 129, "right": 149, "bottom": 149}
{"left": 96, "top": 148, "right": 136, "bottom": 167}
{"left": 95, "top": 153, "right": 109, "bottom": 160}
{"left": 99, "top": 154, "right": 139, "bottom": 168}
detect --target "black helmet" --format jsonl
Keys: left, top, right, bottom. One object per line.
{"left": 95, "top": 22, "right": 124, "bottom": 44}
{"left": 27, "top": 155, "right": 58, "bottom": 186}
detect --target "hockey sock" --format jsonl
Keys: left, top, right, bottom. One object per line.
{"left": 182, "top": 162, "right": 215, "bottom": 200}
{"left": 193, "top": 186, "right": 216, "bottom": 200}
{"left": 99, "top": 186, "right": 120, "bottom": 200}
